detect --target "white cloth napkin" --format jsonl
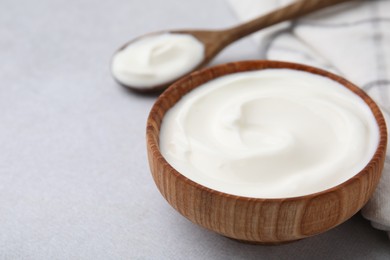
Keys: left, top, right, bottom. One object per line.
{"left": 228, "top": 0, "right": 390, "bottom": 238}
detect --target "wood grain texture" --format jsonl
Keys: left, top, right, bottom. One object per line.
{"left": 146, "top": 60, "right": 387, "bottom": 244}
{"left": 114, "top": 0, "right": 352, "bottom": 93}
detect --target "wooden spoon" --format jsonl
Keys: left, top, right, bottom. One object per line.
{"left": 112, "top": 0, "right": 352, "bottom": 93}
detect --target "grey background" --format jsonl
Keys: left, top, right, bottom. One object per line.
{"left": 0, "top": 0, "right": 388, "bottom": 259}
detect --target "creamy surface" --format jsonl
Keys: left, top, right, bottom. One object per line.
{"left": 111, "top": 33, "right": 204, "bottom": 88}
{"left": 159, "top": 69, "right": 379, "bottom": 198}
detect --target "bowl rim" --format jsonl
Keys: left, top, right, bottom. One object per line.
{"left": 146, "top": 60, "right": 387, "bottom": 202}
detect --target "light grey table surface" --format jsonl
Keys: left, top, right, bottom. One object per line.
{"left": 0, "top": 0, "right": 389, "bottom": 259}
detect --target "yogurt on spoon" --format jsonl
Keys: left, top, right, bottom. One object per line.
{"left": 111, "top": 33, "right": 205, "bottom": 90}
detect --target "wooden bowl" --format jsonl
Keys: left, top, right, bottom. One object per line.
{"left": 146, "top": 60, "right": 387, "bottom": 244}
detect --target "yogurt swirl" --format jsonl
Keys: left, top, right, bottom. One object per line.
{"left": 159, "top": 69, "right": 379, "bottom": 198}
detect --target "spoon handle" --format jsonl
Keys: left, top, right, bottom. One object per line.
{"left": 222, "top": 0, "right": 353, "bottom": 44}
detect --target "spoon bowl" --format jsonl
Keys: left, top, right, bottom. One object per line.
{"left": 111, "top": 30, "right": 226, "bottom": 93}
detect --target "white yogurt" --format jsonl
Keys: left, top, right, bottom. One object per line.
{"left": 111, "top": 33, "right": 204, "bottom": 89}
{"left": 159, "top": 69, "right": 379, "bottom": 198}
